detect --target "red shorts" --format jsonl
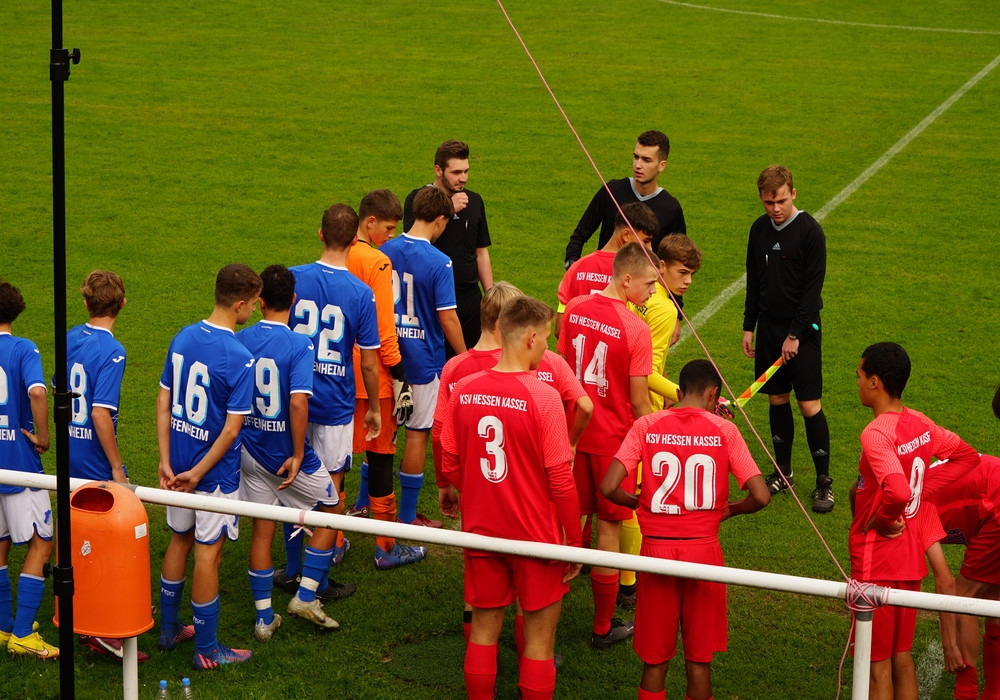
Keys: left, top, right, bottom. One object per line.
{"left": 961, "top": 516, "right": 1000, "bottom": 585}
{"left": 575, "top": 451, "right": 635, "bottom": 522}
{"left": 464, "top": 553, "right": 568, "bottom": 612}
{"left": 850, "top": 579, "right": 920, "bottom": 662}
{"left": 353, "top": 398, "right": 397, "bottom": 454}
{"left": 633, "top": 537, "right": 726, "bottom": 664}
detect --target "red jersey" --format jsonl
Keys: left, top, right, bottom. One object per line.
{"left": 930, "top": 454, "right": 1000, "bottom": 545}
{"left": 614, "top": 407, "right": 760, "bottom": 539}
{"left": 557, "top": 251, "right": 615, "bottom": 307}
{"left": 440, "top": 370, "right": 580, "bottom": 551}
{"left": 850, "top": 407, "right": 980, "bottom": 582}
{"left": 557, "top": 294, "right": 652, "bottom": 457}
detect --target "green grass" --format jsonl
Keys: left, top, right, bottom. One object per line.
{"left": 2, "top": 0, "right": 999, "bottom": 697}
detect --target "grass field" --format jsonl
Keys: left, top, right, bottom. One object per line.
{"left": 2, "top": 0, "right": 1000, "bottom": 697}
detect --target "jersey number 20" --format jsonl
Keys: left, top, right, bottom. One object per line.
{"left": 649, "top": 451, "right": 718, "bottom": 514}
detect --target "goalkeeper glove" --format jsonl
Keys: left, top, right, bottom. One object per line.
{"left": 393, "top": 379, "right": 414, "bottom": 424}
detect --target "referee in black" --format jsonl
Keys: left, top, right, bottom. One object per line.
{"left": 742, "top": 165, "right": 833, "bottom": 513}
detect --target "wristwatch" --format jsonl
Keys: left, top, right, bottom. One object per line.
{"left": 788, "top": 333, "right": 799, "bottom": 341}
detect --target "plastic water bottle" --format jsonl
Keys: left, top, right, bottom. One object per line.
{"left": 179, "top": 677, "right": 195, "bottom": 699}
{"left": 155, "top": 680, "right": 172, "bottom": 700}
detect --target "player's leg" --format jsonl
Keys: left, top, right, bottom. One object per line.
{"left": 635, "top": 566, "right": 679, "bottom": 699}
{"left": 397, "top": 380, "right": 442, "bottom": 527}
{"left": 618, "top": 511, "right": 641, "bottom": 609}
{"left": 242, "top": 450, "right": 281, "bottom": 641}
{"left": 159, "top": 509, "right": 196, "bottom": 650}
{"left": 190, "top": 504, "right": 250, "bottom": 669}
{"left": 982, "top": 618, "right": 1000, "bottom": 700}
{"left": 792, "top": 329, "right": 832, "bottom": 512}
{"left": 520, "top": 599, "right": 562, "bottom": 700}
{"left": 0, "top": 535, "right": 11, "bottom": 640}
{"left": 592, "top": 517, "right": 628, "bottom": 645}
{"left": 464, "top": 553, "right": 512, "bottom": 700}
{"left": 8, "top": 528, "right": 56, "bottom": 658}
{"left": 869, "top": 659, "right": 894, "bottom": 700}
{"left": 685, "top": 661, "right": 712, "bottom": 700}
{"left": 310, "top": 423, "right": 354, "bottom": 564}
{"left": 640, "top": 662, "right": 670, "bottom": 699}
{"left": 767, "top": 393, "right": 794, "bottom": 490}
{"left": 890, "top": 651, "right": 917, "bottom": 700}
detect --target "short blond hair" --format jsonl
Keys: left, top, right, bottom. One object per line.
{"left": 480, "top": 281, "right": 523, "bottom": 332}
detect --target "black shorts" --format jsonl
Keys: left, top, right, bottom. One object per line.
{"left": 755, "top": 317, "right": 823, "bottom": 401}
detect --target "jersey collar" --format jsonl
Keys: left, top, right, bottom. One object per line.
{"left": 629, "top": 178, "right": 663, "bottom": 201}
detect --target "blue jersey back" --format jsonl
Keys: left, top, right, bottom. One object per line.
{"left": 62, "top": 324, "right": 126, "bottom": 481}
{"left": 159, "top": 321, "right": 254, "bottom": 493}
{"left": 236, "top": 320, "right": 324, "bottom": 475}
{"left": 289, "top": 262, "right": 380, "bottom": 426}
{"left": 381, "top": 234, "right": 457, "bottom": 383}
{"left": 0, "top": 333, "right": 46, "bottom": 493}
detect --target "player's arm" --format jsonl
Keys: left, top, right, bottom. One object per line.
{"left": 565, "top": 188, "right": 603, "bottom": 267}
{"left": 171, "top": 412, "right": 244, "bottom": 493}
{"left": 742, "top": 234, "right": 760, "bottom": 359}
{"left": 277, "top": 392, "right": 308, "bottom": 490}
{"left": 600, "top": 459, "right": 639, "bottom": 509}
{"left": 568, "top": 395, "right": 593, "bottom": 455}
{"left": 642, "top": 291, "right": 679, "bottom": 402}
{"left": 722, "top": 474, "right": 770, "bottom": 520}
{"left": 21, "top": 385, "right": 50, "bottom": 455}
{"left": 926, "top": 542, "right": 966, "bottom": 673}
{"left": 359, "top": 347, "right": 381, "bottom": 440}
{"left": 789, "top": 222, "right": 826, "bottom": 339}
{"left": 438, "top": 308, "right": 467, "bottom": 355}
{"left": 861, "top": 425, "right": 911, "bottom": 537}
{"left": 629, "top": 375, "right": 652, "bottom": 419}
{"left": 156, "top": 386, "right": 173, "bottom": 488}
{"left": 92, "top": 406, "right": 126, "bottom": 482}
{"left": 475, "top": 247, "right": 493, "bottom": 292}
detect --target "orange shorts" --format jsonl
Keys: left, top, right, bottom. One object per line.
{"left": 353, "top": 398, "right": 397, "bottom": 454}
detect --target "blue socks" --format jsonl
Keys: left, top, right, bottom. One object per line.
{"left": 398, "top": 471, "right": 424, "bottom": 525}
{"left": 12, "top": 574, "right": 44, "bottom": 638}
{"left": 249, "top": 568, "right": 274, "bottom": 626}
{"left": 299, "top": 547, "right": 334, "bottom": 603}
{"left": 160, "top": 575, "right": 185, "bottom": 629}
{"left": 355, "top": 461, "right": 371, "bottom": 510}
{"left": 283, "top": 523, "right": 304, "bottom": 577}
{"left": 0, "top": 566, "right": 12, "bottom": 633}
{"left": 192, "top": 596, "right": 220, "bottom": 654}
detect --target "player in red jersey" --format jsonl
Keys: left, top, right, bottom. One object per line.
{"left": 440, "top": 296, "right": 581, "bottom": 700}
{"left": 600, "top": 359, "right": 769, "bottom": 700}
{"left": 558, "top": 241, "right": 658, "bottom": 648}
{"left": 850, "top": 342, "right": 980, "bottom": 700}
{"left": 926, "top": 450, "right": 1000, "bottom": 699}
{"left": 555, "top": 202, "right": 656, "bottom": 337}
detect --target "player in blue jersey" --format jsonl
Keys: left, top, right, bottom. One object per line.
{"left": 62, "top": 270, "right": 151, "bottom": 661}
{"left": 156, "top": 264, "right": 261, "bottom": 670}
{"left": 289, "top": 204, "right": 388, "bottom": 569}
{"left": 381, "top": 186, "right": 467, "bottom": 530}
{"left": 238, "top": 265, "right": 353, "bottom": 638}
{"left": 0, "top": 281, "right": 56, "bottom": 659}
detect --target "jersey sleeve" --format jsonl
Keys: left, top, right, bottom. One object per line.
{"left": 719, "top": 419, "right": 761, "bottom": 487}
{"left": 370, "top": 254, "right": 402, "bottom": 368}
{"left": 789, "top": 218, "right": 826, "bottom": 339}
{"left": 434, "top": 258, "right": 458, "bottom": 311}
{"left": 860, "top": 421, "right": 912, "bottom": 524}
{"left": 20, "top": 341, "right": 46, "bottom": 393}
{"left": 613, "top": 415, "right": 653, "bottom": 477}
{"left": 91, "top": 345, "right": 126, "bottom": 410}
{"left": 533, "top": 382, "right": 580, "bottom": 548}
{"left": 626, "top": 316, "right": 653, "bottom": 378}
{"left": 226, "top": 352, "right": 255, "bottom": 415}
{"left": 289, "top": 336, "right": 315, "bottom": 396}
{"left": 439, "top": 383, "right": 462, "bottom": 489}
{"left": 356, "top": 289, "right": 381, "bottom": 350}
{"left": 544, "top": 351, "right": 586, "bottom": 406}
{"left": 432, "top": 358, "right": 457, "bottom": 435}
{"left": 474, "top": 194, "right": 491, "bottom": 249}
{"left": 557, "top": 264, "right": 577, "bottom": 306}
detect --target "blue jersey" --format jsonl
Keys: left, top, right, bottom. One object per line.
{"left": 159, "top": 320, "right": 254, "bottom": 494}
{"left": 236, "top": 320, "right": 324, "bottom": 476}
{"left": 61, "top": 324, "right": 126, "bottom": 481}
{"left": 289, "top": 262, "right": 380, "bottom": 426}
{"left": 0, "top": 332, "right": 46, "bottom": 494}
{"left": 380, "top": 234, "right": 458, "bottom": 383}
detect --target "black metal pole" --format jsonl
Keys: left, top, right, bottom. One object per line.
{"left": 50, "top": 0, "right": 79, "bottom": 695}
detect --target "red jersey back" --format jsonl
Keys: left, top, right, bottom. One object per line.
{"left": 441, "top": 370, "right": 576, "bottom": 549}
{"left": 931, "top": 454, "right": 1000, "bottom": 545}
{"left": 536, "top": 349, "right": 586, "bottom": 409}
{"left": 557, "top": 251, "right": 615, "bottom": 306}
{"left": 614, "top": 407, "right": 760, "bottom": 539}
{"left": 850, "top": 408, "right": 971, "bottom": 581}
{"left": 557, "top": 294, "right": 652, "bottom": 457}
{"left": 434, "top": 347, "right": 501, "bottom": 430}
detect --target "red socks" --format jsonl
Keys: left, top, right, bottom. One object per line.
{"left": 591, "top": 571, "right": 618, "bottom": 636}
{"left": 464, "top": 642, "right": 497, "bottom": 700}
{"left": 983, "top": 620, "right": 1000, "bottom": 700}
{"left": 638, "top": 689, "right": 666, "bottom": 700}
{"left": 518, "top": 656, "right": 555, "bottom": 700}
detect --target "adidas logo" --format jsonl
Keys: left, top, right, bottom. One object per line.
{"left": 813, "top": 449, "right": 829, "bottom": 457}
{"left": 772, "top": 242, "right": 781, "bottom": 251}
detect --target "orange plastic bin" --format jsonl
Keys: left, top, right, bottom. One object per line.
{"left": 54, "top": 482, "right": 154, "bottom": 637}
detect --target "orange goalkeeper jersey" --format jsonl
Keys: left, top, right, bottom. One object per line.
{"left": 347, "top": 240, "right": 401, "bottom": 399}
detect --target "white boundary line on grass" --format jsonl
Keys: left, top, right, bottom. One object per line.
{"left": 656, "top": 0, "right": 1000, "bottom": 35}
{"left": 676, "top": 51, "right": 1000, "bottom": 348}
{"left": 916, "top": 639, "right": 944, "bottom": 700}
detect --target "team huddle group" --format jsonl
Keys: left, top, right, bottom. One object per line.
{"left": 0, "top": 132, "right": 998, "bottom": 700}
